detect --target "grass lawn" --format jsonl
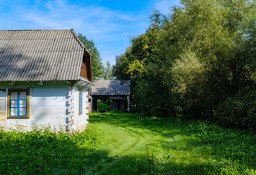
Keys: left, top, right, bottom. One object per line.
{"left": 0, "top": 111, "right": 256, "bottom": 175}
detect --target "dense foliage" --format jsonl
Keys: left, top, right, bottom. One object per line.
{"left": 1, "top": 112, "right": 255, "bottom": 174}
{"left": 112, "top": 0, "right": 256, "bottom": 131}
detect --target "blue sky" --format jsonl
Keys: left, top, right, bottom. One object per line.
{"left": 0, "top": 0, "right": 180, "bottom": 66}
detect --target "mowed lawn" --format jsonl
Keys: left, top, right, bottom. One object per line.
{"left": 0, "top": 111, "right": 256, "bottom": 175}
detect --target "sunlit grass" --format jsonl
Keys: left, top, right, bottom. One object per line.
{"left": 0, "top": 111, "right": 255, "bottom": 174}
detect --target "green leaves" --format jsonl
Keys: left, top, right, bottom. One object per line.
{"left": 172, "top": 50, "right": 204, "bottom": 94}
{"left": 159, "top": 0, "right": 256, "bottom": 119}
{"left": 112, "top": 0, "right": 256, "bottom": 127}
{"left": 127, "top": 60, "right": 146, "bottom": 77}
{"left": 103, "top": 61, "right": 113, "bottom": 80}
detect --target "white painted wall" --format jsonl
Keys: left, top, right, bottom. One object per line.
{"left": 6, "top": 87, "right": 69, "bottom": 131}
{"left": 5, "top": 86, "right": 90, "bottom": 132}
{"left": 72, "top": 86, "right": 89, "bottom": 132}
{"left": 30, "top": 87, "right": 69, "bottom": 131}
{"left": 0, "top": 89, "right": 6, "bottom": 129}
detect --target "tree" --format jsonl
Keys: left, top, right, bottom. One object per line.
{"left": 113, "top": 54, "right": 131, "bottom": 80}
{"left": 155, "top": 0, "right": 256, "bottom": 117}
{"left": 113, "top": 11, "right": 178, "bottom": 115}
{"left": 78, "top": 34, "right": 104, "bottom": 80}
{"left": 112, "top": 0, "right": 256, "bottom": 130}
{"left": 103, "top": 61, "right": 113, "bottom": 80}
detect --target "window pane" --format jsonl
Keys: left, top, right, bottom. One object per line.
{"left": 80, "top": 92, "right": 82, "bottom": 99}
{"left": 11, "top": 100, "right": 17, "bottom": 107}
{"left": 11, "top": 108, "right": 17, "bottom": 116}
{"left": 11, "top": 92, "right": 18, "bottom": 99}
{"left": 20, "top": 108, "right": 27, "bottom": 116}
{"left": 79, "top": 91, "right": 82, "bottom": 114}
{"left": 79, "top": 107, "right": 82, "bottom": 114}
{"left": 20, "top": 92, "right": 27, "bottom": 99}
{"left": 20, "top": 100, "right": 27, "bottom": 107}
{"left": 9, "top": 90, "right": 29, "bottom": 118}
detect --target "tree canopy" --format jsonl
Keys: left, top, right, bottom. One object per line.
{"left": 112, "top": 0, "right": 256, "bottom": 131}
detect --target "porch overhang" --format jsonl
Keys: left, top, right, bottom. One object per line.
{"left": 77, "top": 77, "right": 93, "bottom": 90}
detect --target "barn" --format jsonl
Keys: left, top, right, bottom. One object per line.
{"left": 0, "top": 29, "right": 92, "bottom": 132}
{"left": 91, "top": 80, "right": 130, "bottom": 112}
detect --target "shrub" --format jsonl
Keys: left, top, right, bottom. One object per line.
{"left": 216, "top": 89, "right": 256, "bottom": 131}
{"left": 98, "top": 100, "right": 109, "bottom": 111}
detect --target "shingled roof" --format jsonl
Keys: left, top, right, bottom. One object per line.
{"left": 92, "top": 80, "right": 130, "bottom": 96}
{"left": 0, "top": 29, "right": 89, "bottom": 81}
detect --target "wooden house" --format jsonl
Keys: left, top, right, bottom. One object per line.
{"left": 91, "top": 80, "right": 130, "bottom": 111}
{"left": 0, "top": 30, "right": 92, "bottom": 132}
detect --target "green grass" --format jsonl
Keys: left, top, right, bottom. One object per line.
{"left": 0, "top": 111, "right": 256, "bottom": 175}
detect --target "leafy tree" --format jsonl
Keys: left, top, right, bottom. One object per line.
{"left": 159, "top": 0, "right": 256, "bottom": 117}
{"left": 103, "top": 61, "right": 113, "bottom": 80}
{"left": 112, "top": 0, "right": 256, "bottom": 130}
{"left": 113, "top": 11, "right": 178, "bottom": 115}
{"left": 78, "top": 34, "right": 104, "bottom": 80}
{"left": 112, "top": 54, "right": 130, "bottom": 80}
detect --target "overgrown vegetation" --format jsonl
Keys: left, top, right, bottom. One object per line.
{"left": 97, "top": 100, "right": 110, "bottom": 111}
{"left": 113, "top": 0, "right": 256, "bottom": 131}
{"left": 1, "top": 112, "right": 255, "bottom": 175}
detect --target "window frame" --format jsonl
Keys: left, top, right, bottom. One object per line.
{"left": 8, "top": 89, "right": 30, "bottom": 119}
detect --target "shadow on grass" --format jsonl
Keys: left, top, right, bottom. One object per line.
{"left": 1, "top": 112, "right": 255, "bottom": 175}
{"left": 0, "top": 130, "right": 151, "bottom": 175}
{"left": 0, "top": 129, "right": 217, "bottom": 175}
{"left": 0, "top": 131, "right": 102, "bottom": 174}
{"left": 90, "top": 111, "right": 256, "bottom": 173}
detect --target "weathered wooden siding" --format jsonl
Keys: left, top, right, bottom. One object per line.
{"left": 80, "top": 51, "right": 92, "bottom": 82}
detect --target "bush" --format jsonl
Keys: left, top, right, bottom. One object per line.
{"left": 98, "top": 100, "right": 109, "bottom": 111}
{"left": 216, "top": 89, "right": 256, "bottom": 131}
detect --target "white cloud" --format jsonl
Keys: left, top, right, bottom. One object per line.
{"left": 18, "top": 0, "right": 149, "bottom": 63}
{"left": 22, "top": 0, "right": 146, "bottom": 36}
{"left": 0, "top": 0, "right": 156, "bottom": 64}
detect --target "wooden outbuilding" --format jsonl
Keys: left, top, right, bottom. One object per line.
{"left": 91, "top": 80, "right": 130, "bottom": 111}
{"left": 0, "top": 29, "right": 92, "bottom": 132}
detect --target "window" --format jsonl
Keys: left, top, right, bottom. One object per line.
{"left": 8, "top": 89, "right": 29, "bottom": 118}
{"left": 79, "top": 91, "right": 83, "bottom": 115}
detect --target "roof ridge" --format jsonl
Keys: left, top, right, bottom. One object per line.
{"left": 70, "top": 29, "right": 91, "bottom": 56}
{"left": 70, "top": 29, "right": 85, "bottom": 49}
{"left": 0, "top": 29, "right": 72, "bottom": 31}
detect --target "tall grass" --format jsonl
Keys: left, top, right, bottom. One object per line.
{"left": 0, "top": 111, "right": 255, "bottom": 174}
